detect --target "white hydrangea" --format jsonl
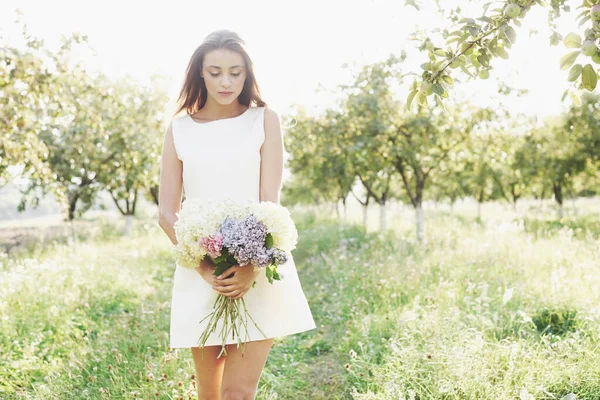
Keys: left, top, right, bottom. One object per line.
{"left": 248, "top": 201, "right": 298, "bottom": 252}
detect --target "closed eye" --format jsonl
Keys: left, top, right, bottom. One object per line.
{"left": 209, "top": 72, "right": 242, "bottom": 77}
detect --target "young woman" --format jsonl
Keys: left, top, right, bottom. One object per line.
{"left": 158, "top": 30, "right": 316, "bottom": 400}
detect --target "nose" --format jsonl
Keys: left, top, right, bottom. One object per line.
{"left": 221, "top": 75, "right": 231, "bottom": 89}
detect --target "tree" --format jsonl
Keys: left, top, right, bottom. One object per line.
{"left": 342, "top": 56, "right": 405, "bottom": 233}
{"left": 97, "top": 76, "right": 168, "bottom": 236}
{"left": 0, "top": 17, "right": 72, "bottom": 198}
{"left": 284, "top": 108, "right": 341, "bottom": 207}
{"left": 462, "top": 133, "right": 502, "bottom": 219}
{"left": 488, "top": 134, "right": 532, "bottom": 212}
{"left": 536, "top": 117, "right": 588, "bottom": 218}
{"left": 391, "top": 105, "right": 495, "bottom": 240}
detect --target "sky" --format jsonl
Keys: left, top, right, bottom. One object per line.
{"left": 0, "top": 0, "right": 581, "bottom": 119}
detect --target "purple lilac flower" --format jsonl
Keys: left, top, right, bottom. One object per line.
{"left": 219, "top": 216, "right": 268, "bottom": 266}
{"left": 254, "top": 247, "right": 272, "bottom": 268}
{"left": 270, "top": 248, "right": 288, "bottom": 265}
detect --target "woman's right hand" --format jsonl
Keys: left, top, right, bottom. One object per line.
{"left": 195, "top": 258, "right": 220, "bottom": 287}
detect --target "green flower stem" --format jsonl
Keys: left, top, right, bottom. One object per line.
{"left": 197, "top": 294, "right": 268, "bottom": 359}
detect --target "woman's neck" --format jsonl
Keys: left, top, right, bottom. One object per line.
{"left": 199, "top": 100, "right": 247, "bottom": 120}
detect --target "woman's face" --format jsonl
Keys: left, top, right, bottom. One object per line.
{"left": 201, "top": 48, "right": 247, "bottom": 106}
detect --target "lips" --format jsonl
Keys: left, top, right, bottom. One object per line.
{"left": 219, "top": 91, "right": 233, "bottom": 95}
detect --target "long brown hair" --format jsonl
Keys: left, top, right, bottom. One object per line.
{"left": 174, "top": 30, "right": 266, "bottom": 116}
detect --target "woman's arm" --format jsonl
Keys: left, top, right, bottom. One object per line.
{"left": 259, "top": 108, "right": 284, "bottom": 204}
{"left": 158, "top": 121, "right": 183, "bottom": 245}
{"left": 158, "top": 121, "right": 216, "bottom": 276}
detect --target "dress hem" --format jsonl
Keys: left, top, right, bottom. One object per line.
{"left": 168, "top": 324, "right": 317, "bottom": 349}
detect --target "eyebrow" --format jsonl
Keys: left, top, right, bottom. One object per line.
{"left": 206, "top": 65, "right": 245, "bottom": 69}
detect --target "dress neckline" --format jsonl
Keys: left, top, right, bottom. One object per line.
{"left": 187, "top": 107, "right": 252, "bottom": 125}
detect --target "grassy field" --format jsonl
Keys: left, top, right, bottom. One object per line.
{"left": 1, "top": 199, "right": 600, "bottom": 399}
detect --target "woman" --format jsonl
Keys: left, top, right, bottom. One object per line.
{"left": 158, "top": 30, "right": 316, "bottom": 400}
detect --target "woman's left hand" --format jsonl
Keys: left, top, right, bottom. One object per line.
{"left": 211, "top": 264, "right": 260, "bottom": 300}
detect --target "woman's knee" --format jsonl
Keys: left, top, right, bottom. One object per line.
{"left": 196, "top": 392, "right": 220, "bottom": 400}
{"left": 221, "top": 386, "right": 256, "bottom": 400}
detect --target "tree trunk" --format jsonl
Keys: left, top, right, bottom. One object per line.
{"left": 558, "top": 203, "right": 564, "bottom": 219}
{"left": 540, "top": 186, "right": 546, "bottom": 207}
{"left": 342, "top": 198, "right": 347, "bottom": 221}
{"left": 124, "top": 215, "right": 134, "bottom": 237}
{"left": 416, "top": 202, "right": 424, "bottom": 242}
{"left": 334, "top": 201, "right": 340, "bottom": 219}
{"left": 362, "top": 204, "right": 368, "bottom": 228}
{"left": 69, "top": 219, "right": 78, "bottom": 247}
{"left": 553, "top": 182, "right": 563, "bottom": 219}
{"left": 149, "top": 186, "right": 159, "bottom": 205}
{"left": 379, "top": 202, "right": 387, "bottom": 233}
{"left": 477, "top": 201, "right": 482, "bottom": 219}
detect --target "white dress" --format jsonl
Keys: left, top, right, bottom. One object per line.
{"left": 168, "top": 106, "right": 316, "bottom": 348}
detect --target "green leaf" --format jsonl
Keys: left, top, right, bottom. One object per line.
{"left": 460, "top": 64, "right": 475, "bottom": 78}
{"left": 442, "top": 75, "right": 454, "bottom": 85}
{"left": 214, "top": 261, "right": 233, "bottom": 278}
{"left": 459, "top": 18, "right": 476, "bottom": 25}
{"left": 563, "top": 32, "right": 582, "bottom": 49}
{"left": 416, "top": 91, "right": 428, "bottom": 106}
{"left": 434, "top": 49, "right": 447, "bottom": 57}
{"left": 447, "top": 30, "right": 464, "bottom": 38}
{"left": 560, "top": 51, "right": 581, "bottom": 70}
{"left": 568, "top": 64, "right": 583, "bottom": 82}
{"left": 561, "top": 88, "right": 569, "bottom": 102}
{"left": 435, "top": 94, "right": 448, "bottom": 113}
{"left": 495, "top": 47, "right": 509, "bottom": 59}
{"left": 271, "top": 266, "right": 281, "bottom": 281}
{"left": 265, "top": 266, "right": 273, "bottom": 283}
{"left": 432, "top": 83, "right": 445, "bottom": 95}
{"left": 404, "top": 0, "right": 420, "bottom": 10}
{"left": 578, "top": 15, "right": 591, "bottom": 29}
{"left": 433, "top": 60, "right": 445, "bottom": 71}
{"left": 265, "top": 232, "right": 274, "bottom": 248}
{"left": 407, "top": 90, "right": 418, "bottom": 111}
{"left": 477, "top": 54, "right": 490, "bottom": 67}
{"left": 582, "top": 63, "right": 598, "bottom": 91}
{"left": 570, "top": 89, "right": 582, "bottom": 106}
{"left": 504, "top": 26, "right": 517, "bottom": 44}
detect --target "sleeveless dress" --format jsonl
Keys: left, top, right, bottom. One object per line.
{"left": 168, "top": 106, "right": 316, "bottom": 348}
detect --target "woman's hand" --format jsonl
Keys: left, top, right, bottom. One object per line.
{"left": 211, "top": 264, "right": 260, "bottom": 300}
{"left": 195, "top": 258, "right": 220, "bottom": 287}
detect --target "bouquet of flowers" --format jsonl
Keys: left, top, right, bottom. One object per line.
{"left": 173, "top": 198, "right": 298, "bottom": 358}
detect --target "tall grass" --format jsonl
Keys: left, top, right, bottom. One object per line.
{"left": 1, "top": 203, "right": 599, "bottom": 399}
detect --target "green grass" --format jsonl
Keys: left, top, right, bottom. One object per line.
{"left": 1, "top": 205, "right": 600, "bottom": 399}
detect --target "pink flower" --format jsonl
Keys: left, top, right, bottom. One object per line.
{"left": 199, "top": 233, "right": 224, "bottom": 258}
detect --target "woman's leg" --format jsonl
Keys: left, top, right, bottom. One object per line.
{"left": 190, "top": 345, "right": 228, "bottom": 400}
{"left": 220, "top": 338, "right": 275, "bottom": 400}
